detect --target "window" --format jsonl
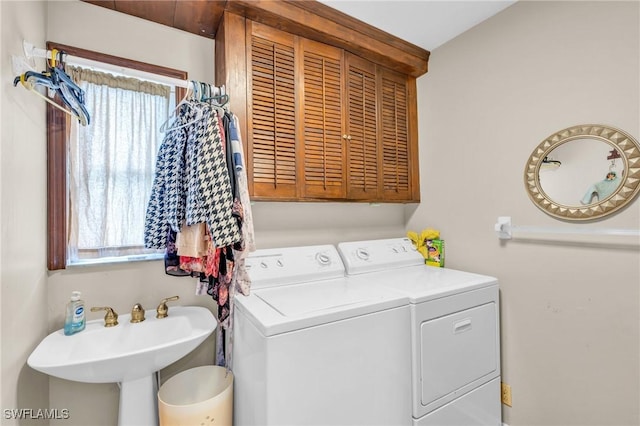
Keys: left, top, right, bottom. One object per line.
{"left": 47, "top": 42, "right": 187, "bottom": 270}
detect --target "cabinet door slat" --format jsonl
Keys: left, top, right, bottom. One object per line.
{"left": 346, "top": 54, "right": 379, "bottom": 199}
{"left": 249, "top": 23, "right": 298, "bottom": 197}
{"left": 300, "top": 40, "right": 346, "bottom": 198}
{"left": 380, "top": 70, "right": 411, "bottom": 199}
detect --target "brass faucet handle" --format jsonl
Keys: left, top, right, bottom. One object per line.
{"left": 156, "top": 296, "right": 180, "bottom": 319}
{"left": 90, "top": 306, "right": 119, "bottom": 327}
{"left": 130, "top": 303, "right": 145, "bottom": 323}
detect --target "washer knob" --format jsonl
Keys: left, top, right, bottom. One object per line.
{"left": 315, "top": 252, "right": 331, "bottom": 266}
{"left": 356, "top": 248, "right": 370, "bottom": 261}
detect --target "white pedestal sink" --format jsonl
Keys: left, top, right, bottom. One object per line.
{"left": 28, "top": 306, "right": 217, "bottom": 426}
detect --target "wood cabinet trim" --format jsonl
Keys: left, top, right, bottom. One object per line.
{"left": 225, "top": 0, "right": 429, "bottom": 77}
{"left": 84, "top": 1, "right": 429, "bottom": 77}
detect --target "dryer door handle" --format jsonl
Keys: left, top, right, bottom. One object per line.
{"left": 453, "top": 318, "right": 472, "bottom": 334}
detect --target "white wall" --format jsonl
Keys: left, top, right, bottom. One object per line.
{"left": 409, "top": 1, "right": 639, "bottom": 425}
{"left": 1, "top": 1, "right": 50, "bottom": 425}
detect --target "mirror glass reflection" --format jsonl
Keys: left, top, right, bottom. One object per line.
{"left": 539, "top": 138, "right": 624, "bottom": 207}
{"left": 524, "top": 124, "right": 640, "bottom": 221}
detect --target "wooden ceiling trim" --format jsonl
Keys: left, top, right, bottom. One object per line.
{"left": 81, "top": 0, "right": 429, "bottom": 77}
{"left": 83, "top": 1, "right": 116, "bottom": 11}
{"left": 115, "top": 1, "right": 176, "bottom": 27}
{"left": 173, "top": 0, "right": 226, "bottom": 38}
{"left": 83, "top": 0, "right": 222, "bottom": 39}
{"left": 225, "top": 0, "right": 429, "bottom": 77}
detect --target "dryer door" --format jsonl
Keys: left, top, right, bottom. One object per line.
{"left": 420, "top": 302, "right": 498, "bottom": 406}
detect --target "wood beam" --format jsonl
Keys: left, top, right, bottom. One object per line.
{"left": 225, "top": 0, "right": 429, "bottom": 77}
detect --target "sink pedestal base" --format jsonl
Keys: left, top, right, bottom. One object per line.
{"left": 119, "top": 375, "right": 158, "bottom": 426}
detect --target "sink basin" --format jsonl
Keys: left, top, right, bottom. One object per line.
{"left": 28, "top": 305, "right": 217, "bottom": 425}
{"left": 28, "top": 305, "right": 216, "bottom": 383}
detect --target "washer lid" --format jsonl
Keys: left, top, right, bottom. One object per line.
{"left": 235, "top": 277, "right": 408, "bottom": 336}
{"left": 365, "top": 265, "right": 497, "bottom": 303}
{"left": 257, "top": 279, "right": 373, "bottom": 316}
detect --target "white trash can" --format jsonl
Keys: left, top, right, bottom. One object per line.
{"left": 158, "top": 365, "right": 233, "bottom": 426}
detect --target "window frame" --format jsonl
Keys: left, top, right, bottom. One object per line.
{"left": 46, "top": 42, "right": 187, "bottom": 270}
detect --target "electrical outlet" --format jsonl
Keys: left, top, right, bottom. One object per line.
{"left": 501, "top": 382, "right": 512, "bottom": 406}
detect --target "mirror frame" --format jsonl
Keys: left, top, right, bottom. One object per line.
{"left": 525, "top": 124, "right": 640, "bottom": 221}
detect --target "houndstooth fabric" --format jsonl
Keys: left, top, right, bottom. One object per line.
{"left": 185, "top": 105, "right": 240, "bottom": 247}
{"left": 165, "top": 108, "right": 195, "bottom": 233}
{"left": 144, "top": 108, "right": 189, "bottom": 249}
{"left": 145, "top": 101, "right": 241, "bottom": 249}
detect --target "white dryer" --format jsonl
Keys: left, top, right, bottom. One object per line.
{"left": 232, "top": 244, "right": 413, "bottom": 426}
{"left": 338, "top": 238, "right": 502, "bottom": 426}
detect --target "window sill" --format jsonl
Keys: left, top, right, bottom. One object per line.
{"left": 67, "top": 252, "right": 164, "bottom": 268}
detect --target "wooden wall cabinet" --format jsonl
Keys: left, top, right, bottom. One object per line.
{"left": 345, "top": 54, "right": 418, "bottom": 202}
{"left": 219, "top": 14, "right": 421, "bottom": 202}
{"left": 247, "top": 22, "right": 298, "bottom": 199}
{"left": 299, "top": 37, "right": 346, "bottom": 199}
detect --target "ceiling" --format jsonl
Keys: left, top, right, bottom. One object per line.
{"left": 85, "top": 1, "right": 516, "bottom": 53}
{"left": 318, "top": 0, "right": 517, "bottom": 51}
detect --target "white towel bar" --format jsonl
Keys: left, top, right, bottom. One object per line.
{"left": 494, "top": 216, "right": 640, "bottom": 240}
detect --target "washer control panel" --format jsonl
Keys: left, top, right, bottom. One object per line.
{"left": 246, "top": 245, "right": 345, "bottom": 289}
{"left": 337, "top": 238, "right": 424, "bottom": 275}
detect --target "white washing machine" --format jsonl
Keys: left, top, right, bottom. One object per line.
{"left": 338, "top": 238, "right": 502, "bottom": 426}
{"left": 232, "top": 244, "right": 413, "bottom": 426}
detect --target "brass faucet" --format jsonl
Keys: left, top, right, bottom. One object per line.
{"left": 90, "top": 306, "right": 119, "bottom": 327}
{"left": 130, "top": 303, "right": 145, "bottom": 323}
{"left": 156, "top": 296, "right": 180, "bottom": 319}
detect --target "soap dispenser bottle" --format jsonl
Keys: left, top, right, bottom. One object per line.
{"left": 64, "top": 291, "right": 86, "bottom": 336}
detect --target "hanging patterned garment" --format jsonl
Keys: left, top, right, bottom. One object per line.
{"left": 144, "top": 92, "right": 255, "bottom": 369}
{"left": 144, "top": 107, "right": 190, "bottom": 249}
{"left": 230, "top": 114, "right": 255, "bottom": 296}
{"left": 185, "top": 105, "right": 241, "bottom": 248}
{"left": 144, "top": 103, "right": 241, "bottom": 249}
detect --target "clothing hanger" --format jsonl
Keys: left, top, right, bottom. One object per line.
{"left": 204, "top": 93, "right": 229, "bottom": 107}
{"left": 200, "top": 82, "right": 209, "bottom": 102}
{"left": 52, "top": 66, "right": 90, "bottom": 125}
{"left": 160, "top": 81, "right": 208, "bottom": 133}
{"left": 160, "top": 81, "right": 196, "bottom": 132}
{"left": 540, "top": 156, "right": 561, "bottom": 171}
{"left": 159, "top": 81, "right": 228, "bottom": 132}
{"left": 15, "top": 73, "right": 75, "bottom": 117}
{"left": 12, "top": 50, "right": 90, "bottom": 125}
{"left": 607, "top": 149, "right": 621, "bottom": 160}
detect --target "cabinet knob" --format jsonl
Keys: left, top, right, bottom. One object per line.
{"left": 342, "top": 134, "right": 352, "bottom": 140}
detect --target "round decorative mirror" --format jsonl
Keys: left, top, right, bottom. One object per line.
{"left": 525, "top": 124, "right": 640, "bottom": 221}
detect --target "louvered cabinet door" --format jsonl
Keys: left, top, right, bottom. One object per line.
{"left": 380, "top": 68, "right": 413, "bottom": 200}
{"left": 298, "top": 38, "right": 346, "bottom": 199}
{"left": 345, "top": 54, "right": 379, "bottom": 200}
{"left": 247, "top": 22, "right": 298, "bottom": 199}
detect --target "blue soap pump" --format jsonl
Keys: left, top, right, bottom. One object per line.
{"left": 64, "top": 291, "right": 86, "bottom": 336}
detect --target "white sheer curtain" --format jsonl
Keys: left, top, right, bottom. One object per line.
{"left": 67, "top": 66, "right": 170, "bottom": 262}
